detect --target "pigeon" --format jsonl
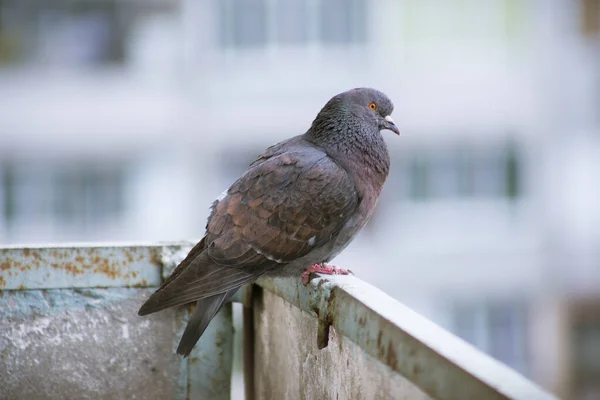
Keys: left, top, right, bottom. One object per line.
{"left": 138, "top": 88, "right": 399, "bottom": 357}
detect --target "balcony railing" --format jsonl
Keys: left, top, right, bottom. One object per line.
{"left": 0, "top": 243, "right": 558, "bottom": 400}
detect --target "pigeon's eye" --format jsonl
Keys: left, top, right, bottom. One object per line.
{"left": 369, "top": 102, "right": 377, "bottom": 111}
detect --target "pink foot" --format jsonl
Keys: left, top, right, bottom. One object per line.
{"left": 301, "top": 263, "right": 353, "bottom": 285}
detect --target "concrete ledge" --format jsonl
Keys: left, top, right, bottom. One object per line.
{"left": 0, "top": 242, "right": 560, "bottom": 400}
{"left": 256, "top": 274, "right": 559, "bottom": 400}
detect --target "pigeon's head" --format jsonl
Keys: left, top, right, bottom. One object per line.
{"left": 313, "top": 88, "right": 400, "bottom": 136}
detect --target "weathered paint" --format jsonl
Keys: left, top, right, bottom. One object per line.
{"left": 0, "top": 242, "right": 194, "bottom": 290}
{"left": 253, "top": 287, "right": 432, "bottom": 399}
{"left": 0, "top": 242, "right": 234, "bottom": 400}
{"left": 255, "top": 274, "right": 559, "bottom": 400}
{"left": 0, "top": 288, "right": 188, "bottom": 399}
{"left": 158, "top": 243, "right": 194, "bottom": 281}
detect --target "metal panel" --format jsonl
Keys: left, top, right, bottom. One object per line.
{"left": 0, "top": 242, "right": 196, "bottom": 290}
{"left": 256, "top": 274, "right": 559, "bottom": 400}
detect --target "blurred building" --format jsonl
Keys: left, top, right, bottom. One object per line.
{"left": 1, "top": 0, "right": 599, "bottom": 398}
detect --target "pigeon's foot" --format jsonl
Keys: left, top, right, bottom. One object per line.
{"left": 301, "top": 263, "right": 353, "bottom": 285}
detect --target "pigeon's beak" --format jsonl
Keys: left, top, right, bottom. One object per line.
{"left": 383, "top": 115, "right": 400, "bottom": 135}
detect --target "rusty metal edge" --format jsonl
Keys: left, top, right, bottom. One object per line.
{"left": 255, "top": 274, "right": 560, "bottom": 400}
{"left": 0, "top": 240, "right": 198, "bottom": 250}
{"left": 0, "top": 241, "right": 196, "bottom": 290}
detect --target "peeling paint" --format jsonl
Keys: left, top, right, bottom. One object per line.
{"left": 0, "top": 243, "right": 193, "bottom": 290}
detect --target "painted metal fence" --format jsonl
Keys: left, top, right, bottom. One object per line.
{"left": 0, "top": 243, "right": 559, "bottom": 400}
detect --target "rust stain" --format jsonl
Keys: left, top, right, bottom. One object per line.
{"left": 93, "top": 260, "right": 121, "bottom": 279}
{"left": 412, "top": 363, "right": 422, "bottom": 376}
{"left": 376, "top": 330, "right": 399, "bottom": 370}
{"left": 358, "top": 316, "right": 365, "bottom": 326}
{"left": 64, "top": 262, "right": 85, "bottom": 276}
{"left": 18, "top": 284, "right": 25, "bottom": 290}
{"left": 150, "top": 250, "right": 160, "bottom": 266}
{"left": 0, "top": 261, "right": 9, "bottom": 271}
{"left": 386, "top": 341, "right": 398, "bottom": 370}
{"left": 3, "top": 247, "right": 150, "bottom": 286}
{"left": 132, "top": 279, "right": 149, "bottom": 288}
{"left": 11, "top": 260, "right": 31, "bottom": 272}
{"left": 0, "top": 276, "right": 6, "bottom": 288}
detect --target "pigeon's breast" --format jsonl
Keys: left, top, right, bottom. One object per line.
{"left": 327, "top": 186, "right": 381, "bottom": 260}
{"left": 326, "top": 148, "right": 389, "bottom": 260}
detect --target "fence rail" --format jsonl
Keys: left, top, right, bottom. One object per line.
{"left": 0, "top": 243, "right": 559, "bottom": 400}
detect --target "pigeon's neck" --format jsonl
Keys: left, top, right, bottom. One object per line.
{"left": 306, "top": 120, "right": 390, "bottom": 193}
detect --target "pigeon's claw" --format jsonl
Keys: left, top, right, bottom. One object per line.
{"left": 301, "top": 263, "right": 354, "bottom": 285}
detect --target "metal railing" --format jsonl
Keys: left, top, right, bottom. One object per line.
{"left": 0, "top": 243, "right": 559, "bottom": 400}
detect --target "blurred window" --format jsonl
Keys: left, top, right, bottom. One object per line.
{"left": 217, "top": 0, "right": 367, "bottom": 49}
{"left": 53, "top": 168, "right": 125, "bottom": 226}
{"left": 401, "top": 0, "right": 527, "bottom": 46}
{"left": 0, "top": 0, "right": 174, "bottom": 68}
{"left": 580, "top": 0, "right": 600, "bottom": 38}
{"left": 569, "top": 300, "right": 600, "bottom": 400}
{"left": 318, "top": 0, "right": 366, "bottom": 45}
{"left": 452, "top": 301, "right": 529, "bottom": 376}
{"left": 1, "top": 163, "right": 125, "bottom": 236}
{"left": 407, "top": 156, "right": 430, "bottom": 200}
{"left": 0, "top": 0, "right": 123, "bottom": 67}
{"left": 218, "top": 0, "right": 267, "bottom": 48}
{"left": 404, "top": 141, "right": 521, "bottom": 201}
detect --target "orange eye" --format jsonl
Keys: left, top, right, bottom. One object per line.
{"left": 369, "top": 102, "right": 377, "bottom": 110}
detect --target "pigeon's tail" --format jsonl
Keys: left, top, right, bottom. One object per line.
{"left": 138, "top": 250, "right": 259, "bottom": 317}
{"left": 138, "top": 248, "right": 266, "bottom": 356}
{"left": 176, "top": 289, "right": 237, "bottom": 357}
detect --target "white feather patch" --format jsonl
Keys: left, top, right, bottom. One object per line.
{"left": 216, "top": 189, "right": 228, "bottom": 202}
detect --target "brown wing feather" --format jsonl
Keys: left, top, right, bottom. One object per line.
{"left": 207, "top": 148, "right": 359, "bottom": 265}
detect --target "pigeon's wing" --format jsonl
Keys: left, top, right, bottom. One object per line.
{"left": 138, "top": 146, "right": 359, "bottom": 314}
{"left": 208, "top": 147, "right": 360, "bottom": 265}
